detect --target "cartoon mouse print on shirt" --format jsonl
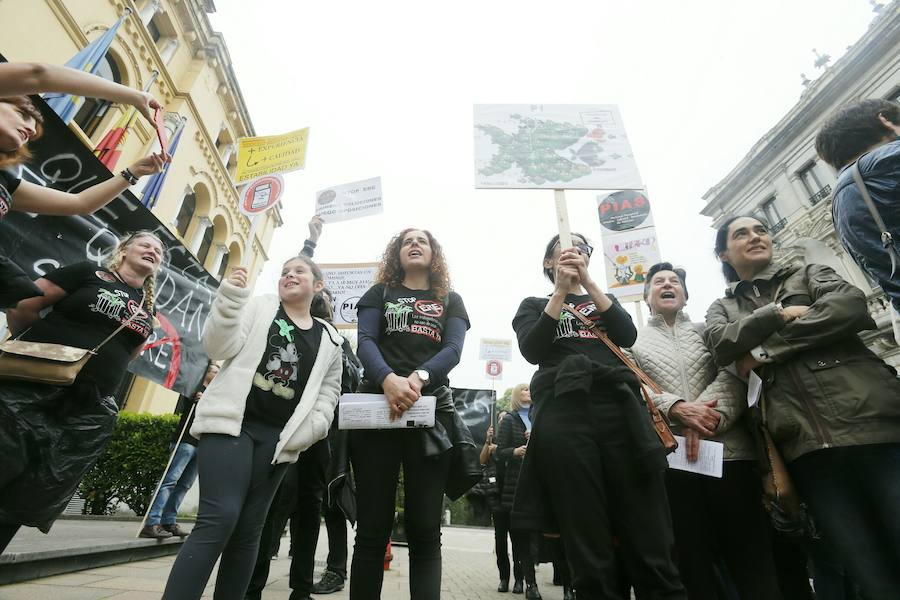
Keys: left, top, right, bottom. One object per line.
{"left": 252, "top": 317, "right": 301, "bottom": 400}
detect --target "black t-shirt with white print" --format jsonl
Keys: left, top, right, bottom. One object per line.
{"left": 243, "top": 306, "right": 324, "bottom": 429}
{"left": 0, "top": 169, "right": 21, "bottom": 220}
{"left": 20, "top": 262, "right": 155, "bottom": 396}
{"left": 357, "top": 283, "right": 470, "bottom": 390}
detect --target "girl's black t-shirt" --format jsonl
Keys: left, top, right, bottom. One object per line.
{"left": 243, "top": 306, "right": 323, "bottom": 428}
{"left": 357, "top": 283, "right": 469, "bottom": 386}
{"left": 21, "top": 262, "right": 155, "bottom": 396}
{"left": 0, "top": 169, "right": 21, "bottom": 220}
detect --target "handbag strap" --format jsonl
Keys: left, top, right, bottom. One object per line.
{"left": 89, "top": 291, "right": 148, "bottom": 354}
{"left": 560, "top": 303, "right": 663, "bottom": 396}
{"left": 850, "top": 161, "right": 899, "bottom": 278}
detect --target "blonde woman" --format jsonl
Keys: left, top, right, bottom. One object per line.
{"left": 0, "top": 231, "right": 164, "bottom": 552}
{"left": 495, "top": 384, "right": 538, "bottom": 596}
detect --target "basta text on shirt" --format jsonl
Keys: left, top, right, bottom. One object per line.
{"left": 555, "top": 301, "right": 601, "bottom": 341}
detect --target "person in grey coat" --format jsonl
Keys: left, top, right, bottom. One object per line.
{"left": 627, "top": 262, "right": 782, "bottom": 600}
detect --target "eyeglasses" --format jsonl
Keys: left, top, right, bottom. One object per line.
{"left": 575, "top": 243, "right": 594, "bottom": 257}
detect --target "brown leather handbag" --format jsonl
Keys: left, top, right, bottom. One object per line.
{"left": 561, "top": 304, "right": 678, "bottom": 454}
{"left": 0, "top": 292, "right": 146, "bottom": 386}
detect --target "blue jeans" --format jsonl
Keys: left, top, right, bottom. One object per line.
{"left": 147, "top": 442, "right": 199, "bottom": 526}
{"left": 789, "top": 443, "right": 900, "bottom": 600}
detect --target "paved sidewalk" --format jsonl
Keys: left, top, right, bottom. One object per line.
{"left": 0, "top": 525, "right": 569, "bottom": 599}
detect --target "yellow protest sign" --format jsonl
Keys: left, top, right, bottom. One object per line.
{"left": 234, "top": 127, "right": 309, "bottom": 184}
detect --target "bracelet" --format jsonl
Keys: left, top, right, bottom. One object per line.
{"left": 120, "top": 168, "right": 139, "bottom": 186}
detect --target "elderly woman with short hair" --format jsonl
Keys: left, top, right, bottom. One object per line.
{"left": 627, "top": 262, "right": 782, "bottom": 600}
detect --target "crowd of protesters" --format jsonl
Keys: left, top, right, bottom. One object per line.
{"left": 0, "top": 59, "right": 899, "bottom": 600}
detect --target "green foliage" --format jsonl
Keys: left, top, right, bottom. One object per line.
{"left": 79, "top": 412, "right": 179, "bottom": 516}
{"left": 496, "top": 387, "right": 513, "bottom": 413}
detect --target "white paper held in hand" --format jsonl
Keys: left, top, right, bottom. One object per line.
{"left": 747, "top": 371, "right": 763, "bottom": 408}
{"left": 338, "top": 393, "right": 436, "bottom": 430}
{"left": 666, "top": 435, "right": 724, "bottom": 478}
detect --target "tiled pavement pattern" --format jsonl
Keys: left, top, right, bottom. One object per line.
{"left": 0, "top": 525, "right": 571, "bottom": 600}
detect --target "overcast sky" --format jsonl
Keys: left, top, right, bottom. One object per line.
{"left": 209, "top": 0, "right": 877, "bottom": 393}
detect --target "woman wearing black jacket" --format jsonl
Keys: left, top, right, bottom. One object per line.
{"left": 511, "top": 233, "right": 685, "bottom": 600}
{"left": 495, "top": 384, "right": 538, "bottom": 597}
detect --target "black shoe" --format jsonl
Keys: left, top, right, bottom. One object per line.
{"left": 139, "top": 524, "right": 173, "bottom": 539}
{"left": 563, "top": 586, "right": 576, "bottom": 600}
{"left": 498, "top": 579, "right": 510, "bottom": 592}
{"left": 161, "top": 523, "right": 189, "bottom": 537}
{"left": 525, "top": 583, "right": 542, "bottom": 600}
{"left": 512, "top": 580, "right": 524, "bottom": 594}
{"left": 311, "top": 570, "right": 345, "bottom": 594}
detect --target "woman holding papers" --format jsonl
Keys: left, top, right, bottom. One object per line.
{"left": 161, "top": 255, "right": 343, "bottom": 600}
{"left": 353, "top": 227, "right": 473, "bottom": 600}
{"left": 628, "top": 262, "right": 782, "bottom": 599}
{"left": 511, "top": 233, "right": 686, "bottom": 599}
{"left": 706, "top": 215, "right": 900, "bottom": 600}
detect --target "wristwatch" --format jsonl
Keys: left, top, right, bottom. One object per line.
{"left": 415, "top": 369, "right": 430, "bottom": 384}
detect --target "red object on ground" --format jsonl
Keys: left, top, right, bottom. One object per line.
{"left": 384, "top": 540, "right": 393, "bottom": 570}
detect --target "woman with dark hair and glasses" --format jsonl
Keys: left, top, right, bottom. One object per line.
{"left": 627, "top": 261, "right": 782, "bottom": 599}
{"left": 706, "top": 215, "right": 900, "bottom": 600}
{"left": 0, "top": 231, "right": 164, "bottom": 552}
{"left": 512, "top": 233, "right": 685, "bottom": 599}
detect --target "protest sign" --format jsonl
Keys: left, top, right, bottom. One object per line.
{"left": 597, "top": 190, "right": 654, "bottom": 232}
{"left": 474, "top": 104, "right": 643, "bottom": 190}
{"left": 601, "top": 227, "right": 662, "bottom": 300}
{"left": 319, "top": 262, "right": 379, "bottom": 329}
{"left": 315, "top": 176, "right": 383, "bottom": 223}
{"left": 240, "top": 174, "right": 284, "bottom": 216}
{"left": 452, "top": 387, "right": 496, "bottom": 446}
{"left": 0, "top": 94, "right": 215, "bottom": 396}
{"left": 234, "top": 127, "right": 309, "bottom": 184}
{"left": 479, "top": 338, "right": 513, "bottom": 361}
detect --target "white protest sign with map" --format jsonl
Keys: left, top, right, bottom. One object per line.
{"left": 474, "top": 105, "right": 643, "bottom": 190}
{"left": 320, "top": 262, "right": 379, "bottom": 329}
{"left": 316, "top": 177, "right": 383, "bottom": 223}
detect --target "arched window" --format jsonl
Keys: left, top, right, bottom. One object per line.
{"left": 175, "top": 192, "right": 196, "bottom": 238}
{"left": 197, "top": 225, "right": 214, "bottom": 266}
{"left": 73, "top": 54, "right": 123, "bottom": 137}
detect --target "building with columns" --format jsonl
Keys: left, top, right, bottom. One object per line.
{"left": 0, "top": 0, "right": 282, "bottom": 411}
{"left": 700, "top": 1, "right": 900, "bottom": 367}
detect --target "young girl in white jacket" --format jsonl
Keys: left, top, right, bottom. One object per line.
{"left": 163, "top": 255, "right": 343, "bottom": 600}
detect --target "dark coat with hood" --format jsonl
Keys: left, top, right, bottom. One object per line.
{"left": 495, "top": 410, "right": 529, "bottom": 510}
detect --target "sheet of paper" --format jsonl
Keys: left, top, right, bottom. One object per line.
{"left": 666, "top": 435, "right": 724, "bottom": 478}
{"left": 338, "top": 393, "right": 435, "bottom": 430}
{"left": 747, "top": 371, "right": 763, "bottom": 408}
{"left": 315, "top": 176, "right": 382, "bottom": 223}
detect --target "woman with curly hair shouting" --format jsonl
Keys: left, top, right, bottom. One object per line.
{"left": 351, "top": 228, "right": 473, "bottom": 599}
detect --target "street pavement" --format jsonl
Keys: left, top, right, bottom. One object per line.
{"left": 0, "top": 525, "right": 571, "bottom": 600}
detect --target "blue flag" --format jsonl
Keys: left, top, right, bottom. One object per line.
{"left": 44, "top": 13, "right": 128, "bottom": 124}
{"left": 142, "top": 119, "right": 186, "bottom": 209}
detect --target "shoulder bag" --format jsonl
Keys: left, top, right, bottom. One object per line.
{"left": 561, "top": 304, "right": 678, "bottom": 453}
{"left": 0, "top": 292, "right": 146, "bottom": 386}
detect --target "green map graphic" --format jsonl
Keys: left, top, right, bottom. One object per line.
{"left": 477, "top": 114, "right": 603, "bottom": 185}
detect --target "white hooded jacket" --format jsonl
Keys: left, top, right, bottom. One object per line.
{"left": 190, "top": 280, "right": 343, "bottom": 464}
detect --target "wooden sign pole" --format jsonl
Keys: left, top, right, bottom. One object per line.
{"left": 554, "top": 189, "right": 573, "bottom": 249}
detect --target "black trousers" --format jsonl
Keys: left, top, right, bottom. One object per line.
{"left": 349, "top": 428, "right": 452, "bottom": 600}
{"left": 666, "top": 460, "right": 782, "bottom": 600}
{"left": 323, "top": 501, "right": 349, "bottom": 578}
{"left": 246, "top": 438, "right": 328, "bottom": 599}
{"left": 162, "top": 420, "right": 288, "bottom": 600}
{"left": 492, "top": 507, "right": 523, "bottom": 583}
{"left": 532, "top": 394, "right": 685, "bottom": 600}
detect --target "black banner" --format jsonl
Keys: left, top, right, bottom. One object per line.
{"left": 0, "top": 91, "right": 216, "bottom": 396}
{"left": 451, "top": 387, "right": 496, "bottom": 446}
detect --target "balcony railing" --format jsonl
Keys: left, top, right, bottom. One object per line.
{"left": 809, "top": 184, "right": 832, "bottom": 206}
{"left": 770, "top": 217, "right": 788, "bottom": 235}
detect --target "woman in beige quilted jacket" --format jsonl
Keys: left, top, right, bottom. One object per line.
{"left": 628, "top": 262, "right": 782, "bottom": 600}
